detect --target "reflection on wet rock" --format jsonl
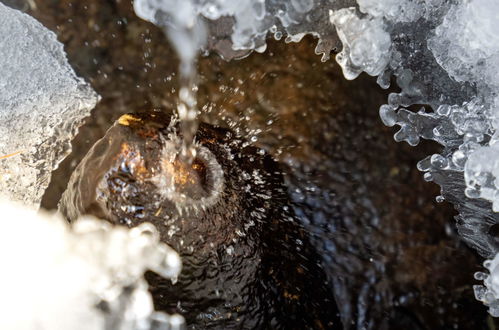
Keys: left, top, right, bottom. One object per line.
{"left": 60, "top": 112, "right": 341, "bottom": 329}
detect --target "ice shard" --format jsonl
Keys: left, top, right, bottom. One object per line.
{"left": 0, "top": 2, "right": 99, "bottom": 207}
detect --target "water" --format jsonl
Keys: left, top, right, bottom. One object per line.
{"left": 176, "top": 78, "right": 199, "bottom": 162}
{"left": 134, "top": 0, "right": 206, "bottom": 164}
{"left": 59, "top": 111, "right": 340, "bottom": 328}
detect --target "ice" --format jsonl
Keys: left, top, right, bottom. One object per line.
{"left": 0, "top": 200, "right": 183, "bottom": 330}
{"left": 329, "top": 0, "right": 499, "bottom": 269}
{"left": 0, "top": 2, "right": 99, "bottom": 207}
{"left": 134, "top": 0, "right": 353, "bottom": 62}
{"left": 329, "top": 1, "right": 499, "bottom": 316}
{"left": 330, "top": 7, "right": 391, "bottom": 80}
{"left": 357, "top": 0, "right": 445, "bottom": 23}
{"left": 474, "top": 253, "right": 499, "bottom": 317}
{"left": 423, "top": 0, "right": 499, "bottom": 218}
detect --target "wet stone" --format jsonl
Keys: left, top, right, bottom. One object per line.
{"left": 60, "top": 111, "right": 341, "bottom": 329}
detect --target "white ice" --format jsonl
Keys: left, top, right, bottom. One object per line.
{"left": 0, "top": 2, "right": 99, "bottom": 208}
{"left": 0, "top": 200, "right": 183, "bottom": 330}
{"left": 330, "top": 7, "right": 391, "bottom": 80}
{"left": 474, "top": 252, "right": 499, "bottom": 317}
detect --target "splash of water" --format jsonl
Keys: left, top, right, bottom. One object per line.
{"left": 177, "top": 76, "right": 199, "bottom": 161}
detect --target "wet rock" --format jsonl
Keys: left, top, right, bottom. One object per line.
{"left": 60, "top": 112, "right": 341, "bottom": 329}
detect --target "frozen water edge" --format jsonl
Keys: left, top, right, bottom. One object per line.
{"left": 0, "top": 2, "right": 99, "bottom": 208}
{"left": 474, "top": 253, "right": 499, "bottom": 318}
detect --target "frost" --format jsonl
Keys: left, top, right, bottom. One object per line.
{"left": 0, "top": 200, "right": 183, "bottom": 330}
{"left": 134, "top": 0, "right": 354, "bottom": 62}
{"left": 0, "top": 3, "right": 99, "bottom": 207}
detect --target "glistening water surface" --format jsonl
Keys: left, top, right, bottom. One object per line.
{"left": 12, "top": 0, "right": 493, "bottom": 328}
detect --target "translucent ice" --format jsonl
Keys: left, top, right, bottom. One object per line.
{"left": 428, "top": 0, "right": 499, "bottom": 88}
{"left": 330, "top": 7, "right": 391, "bottom": 80}
{"left": 357, "top": 0, "right": 445, "bottom": 23}
{"left": 134, "top": 0, "right": 353, "bottom": 62}
{"left": 324, "top": 2, "right": 499, "bottom": 316}
{"left": 474, "top": 253, "right": 499, "bottom": 317}
{"left": 0, "top": 200, "right": 183, "bottom": 330}
{"left": 0, "top": 3, "right": 99, "bottom": 207}
{"left": 324, "top": 1, "right": 499, "bottom": 270}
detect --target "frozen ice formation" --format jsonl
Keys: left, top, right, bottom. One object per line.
{"left": 357, "top": 0, "right": 445, "bottom": 23}
{"left": 0, "top": 200, "right": 183, "bottom": 330}
{"left": 374, "top": 0, "right": 499, "bottom": 260}
{"left": 332, "top": 2, "right": 499, "bottom": 317}
{"left": 133, "top": 0, "right": 206, "bottom": 77}
{"left": 133, "top": 0, "right": 499, "bottom": 317}
{"left": 474, "top": 253, "right": 499, "bottom": 317}
{"left": 330, "top": 7, "right": 391, "bottom": 80}
{"left": 429, "top": 0, "right": 499, "bottom": 88}
{"left": 134, "top": 0, "right": 353, "bottom": 61}
{"left": 0, "top": 2, "right": 99, "bottom": 207}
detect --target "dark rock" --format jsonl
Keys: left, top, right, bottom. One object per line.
{"left": 60, "top": 111, "right": 341, "bottom": 329}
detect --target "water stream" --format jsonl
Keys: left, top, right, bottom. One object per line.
{"left": 134, "top": 0, "right": 207, "bottom": 164}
